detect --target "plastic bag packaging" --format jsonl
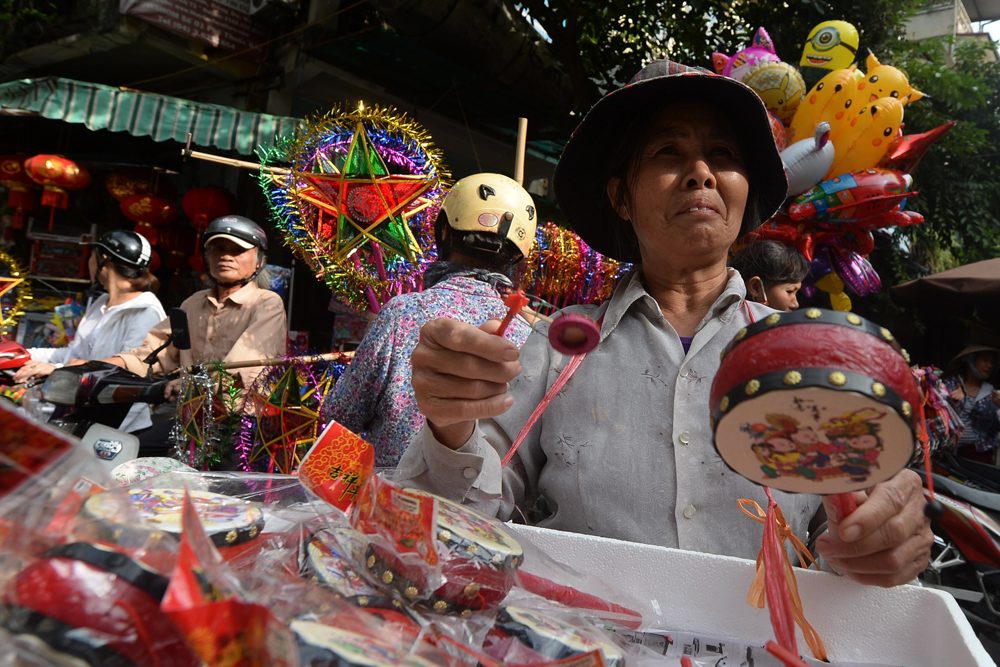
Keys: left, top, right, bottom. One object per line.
{"left": 0, "top": 406, "right": 201, "bottom": 666}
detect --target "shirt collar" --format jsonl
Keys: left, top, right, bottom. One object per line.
{"left": 598, "top": 267, "right": 749, "bottom": 339}
{"left": 208, "top": 282, "right": 259, "bottom": 307}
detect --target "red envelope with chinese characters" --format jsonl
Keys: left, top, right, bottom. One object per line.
{"left": 298, "top": 420, "right": 375, "bottom": 512}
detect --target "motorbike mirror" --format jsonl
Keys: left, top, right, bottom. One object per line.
{"left": 168, "top": 308, "right": 191, "bottom": 351}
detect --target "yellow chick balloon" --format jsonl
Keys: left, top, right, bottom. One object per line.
{"left": 852, "top": 53, "right": 925, "bottom": 106}
{"left": 788, "top": 67, "right": 860, "bottom": 143}
{"left": 824, "top": 96, "right": 905, "bottom": 178}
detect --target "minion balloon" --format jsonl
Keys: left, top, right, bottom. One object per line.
{"left": 800, "top": 21, "right": 860, "bottom": 88}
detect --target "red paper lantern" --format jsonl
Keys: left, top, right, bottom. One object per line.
{"left": 0, "top": 155, "right": 36, "bottom": 228}
{"left": 120, "top": 194, "right": 179, "bottom": 227}
{"left": 106, "top": 168, "right": 152, "bottom": 200}
{"left": 157, "top": 225, "right": 197, "bottom": 271}
{"left": 133, "top": 221, "right": 159, "bottom": 246}
{"left": 24, "top": 155, "right": 90, "bottom": 210}
{"left": 181, "top": 187, "right": 236, "bottom": 231}
{"left": 148, "top": 249, "right": 162, "bottom": 273}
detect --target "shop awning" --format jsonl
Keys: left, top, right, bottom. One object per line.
{"left": 0, "top": 77, "right": 302, "bottom": 156}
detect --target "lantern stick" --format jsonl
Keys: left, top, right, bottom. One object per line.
{"left": 514, "top": 117, "right": 528, "bottom": 186}
{"left": 187, "top": 351, "right": 351, "bottom": 373}
{"left": 181, "top": 133, "right": 289, "bottom": 174}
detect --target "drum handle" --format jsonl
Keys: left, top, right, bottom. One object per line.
{"left": 830, "top": 493, "right": 858, "bottom": 518}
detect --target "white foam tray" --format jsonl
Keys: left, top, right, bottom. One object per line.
{"left": 507, "top": 524, "right": 995, "bottom": 666}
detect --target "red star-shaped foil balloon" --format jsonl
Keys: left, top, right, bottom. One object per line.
{"left": 297, "top": 121, "right": 435, "bottom": 264}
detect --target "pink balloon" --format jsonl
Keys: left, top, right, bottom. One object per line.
{"left": 829, "top": 246, "right": 882, "bottom": 297}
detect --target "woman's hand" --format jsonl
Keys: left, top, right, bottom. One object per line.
{"left": 949, "top": 385, "right": 965, "bottom": 402}
{"left": 13, "top": 361, "right": 57, "bottom": 385}
{"left": 815, "top": 468, "right": 933, "bottom": 587}
{"left": 410, "top": 318, "right": 522, "bottom": 449}
{"left": 991, "top": 389, "right": 1000, "bottom": 408}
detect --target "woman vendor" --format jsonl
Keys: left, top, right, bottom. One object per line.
{"left": 396, "top": 60, "right": 932, "bottom": 588}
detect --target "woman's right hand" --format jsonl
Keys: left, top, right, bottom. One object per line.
{"left": 411, "top": 318, "right": 523, "bottom": 449}
{"left": 949, "top": 386, "right": 965, "bottom": 402}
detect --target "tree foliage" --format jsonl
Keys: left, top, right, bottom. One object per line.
{"left": 888, "top": 37, "right": 1000, "bottom": 271}
{"left": 515, "top": 0, "right": 922, "bottom": 108}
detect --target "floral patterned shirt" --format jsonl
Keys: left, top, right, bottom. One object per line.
{"left": 324, "top": 275, "right": 531, "bottom": 467}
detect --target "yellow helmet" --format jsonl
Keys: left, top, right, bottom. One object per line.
{"left": 441, "top": 173, "right": 537, "bottom": 260}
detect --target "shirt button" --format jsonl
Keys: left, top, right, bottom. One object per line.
{"left": 678, "top": 431, "right": 690, "bottom": 446}
{"left": 462, "top": 467, "right": 478, "bottom": 480}
{"left": 682, "top": 504, "right": 697, "bottom": 519}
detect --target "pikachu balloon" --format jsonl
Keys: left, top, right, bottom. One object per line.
{"left": 850, "top": 53, "right": 925, "bottom": 106}
{"left": 824, "top": 96, "right": 905, "bottom": 178}
{"left": 788, "top": 67, "right": 860, "bottom": 143}
{"left": 742, "top": 61, "right": 806, "bottom": 124}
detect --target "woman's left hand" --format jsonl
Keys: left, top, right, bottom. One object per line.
{"left": 815, "top": 468, "right": 933, "bottom": 587}
{"left": 12, "top": 361, "right": 57, "bottom": 384}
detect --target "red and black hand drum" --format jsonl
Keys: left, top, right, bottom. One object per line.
{"left": 710, "top": 307, "right": 920, "bottom": 495}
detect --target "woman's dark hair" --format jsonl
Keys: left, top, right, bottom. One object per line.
{"left": 98, "top": 250, "right": 159, "bottom": 292}
{"left": 603, "top": 104, "right": 765, "bottom": 260}
{"left": 729, "top": 240, "right": 810, "bottom": 285}
{"left": 123, "top": 271, "right": 159, "bottom": 293}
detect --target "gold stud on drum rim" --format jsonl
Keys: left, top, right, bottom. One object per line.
{"left": 783, "top": 370, "right": 802, "bottom": 386}
{"left": 828, "top": 371, "right": 847, "bottom": 387}
{"left": 735, "top": 328, "right": 748, "bottom": 341}
{"left": 872, "top": 382, "right": 887, "bottom": 397}
{"left": 846, "top": 314, "right": 862, "bottom": 325}
{"left": 880, "top": 327, "right": 894, "bottom": 342}
{"left": 745, "top": 379, "right": 761, "bottom": 395}
{"left": 901, "top": 401, "right": 912, "bottom": 417}
{"left": 805, "top": 308, "right": 822, "bottom": 319}
{"left": 720, "top": 396, "right": 730, "bottom": 412}
{"left": 765, "top": 313, "right": 781, "bottom": 326}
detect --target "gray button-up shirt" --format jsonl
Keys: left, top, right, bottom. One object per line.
{"left": 396, "top": 269, "right": 822, "bottom": 560}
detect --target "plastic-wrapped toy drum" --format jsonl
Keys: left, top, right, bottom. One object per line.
{"left": 0, "top": 542, "right": 199, "bottom": 666}
{"left": 365, "top": 490, "right": 523, "bottom": 615}
{"left": 710, "top": 307, "right": 920, "bottom": 494}
{"left": 80, "top": 487, "right": 264, "bottom": 548}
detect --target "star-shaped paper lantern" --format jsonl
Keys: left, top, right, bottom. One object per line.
{"left": 0, "top": 251, "right": 31, "bottom": 336}
{"left": 259, "top": 103, "right": 449, "bottom": 315}
{"left": 298, "top": 122, "right": 434, "bottom": 264}
{"left": 237, "top": 360, "right": 340, "bottom": 474}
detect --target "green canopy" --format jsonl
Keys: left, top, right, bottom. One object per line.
{"left": 0, "top": 77, "right": 302, "bottom": 155}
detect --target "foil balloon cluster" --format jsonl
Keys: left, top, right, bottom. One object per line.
{"left": 715, "top": 23, "right": 954, "bottom": 311}
{"left": 259, "top": 102, "right": 450, "bottom": 315}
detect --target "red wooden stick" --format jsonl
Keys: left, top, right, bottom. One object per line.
{"left": 496, "top": 290, "right": 530, "bottom": 337}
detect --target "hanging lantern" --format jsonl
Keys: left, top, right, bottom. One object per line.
{"left": 24, "top": 155, "right": 90, "bottom": 210}
{"left": 0, "top": 155, "right": 36, "bottom": 228}
{"left": 134, "top": 221, "right": 159, "bottom": 246}
{"left": 157, "top": 224, "right": 197, "bottom": 271}
{"left": 106, "top": 168, "right": 153, "bottom": 200}
{"left": 120, "top": 193, "right": 179, "bottom": 227}
{"left": 148, "top": 249, "right": 162, "bottom": 273}
{"left": 182, "top": 187, "right": 236, "bottom": 231}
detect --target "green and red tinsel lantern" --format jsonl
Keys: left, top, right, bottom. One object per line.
{"left": 105, "top": 168, "right": 152, "bottom": 201}
{"left": 0, "top": 155, "right": 36, "bottom": 228}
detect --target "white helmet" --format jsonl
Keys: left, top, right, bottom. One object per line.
{"left": 441, "top": 173, "right": 537, "bottom": 260}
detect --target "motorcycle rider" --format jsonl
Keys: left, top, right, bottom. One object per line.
{"left": 106, "top": 215, "right": 287, "bottom": 393}
{"left": 14, "top": 230, "right": 166, "bottom": 432}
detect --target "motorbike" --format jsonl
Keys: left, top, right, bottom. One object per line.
{"left": 0, "top": 339, "right": 32, "bottom": 403}
{"left": 916, "top": 457, "right": 1000, "bottom": 648}
{"left": 35, "top": 308, "right": 192, "bottom": 468}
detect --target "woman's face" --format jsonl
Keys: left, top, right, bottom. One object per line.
{"left": 973, "top": 352, "right": 997, "bottom": 379}
{"left": 764, "top": 282, "right": 802, "bottom": 311}
{"left": 609, "top": 101, "right": 749, "bottom": 266}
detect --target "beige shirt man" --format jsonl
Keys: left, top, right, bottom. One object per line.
{"left": 116, "top": 281, "right": 286, "bottom": 388}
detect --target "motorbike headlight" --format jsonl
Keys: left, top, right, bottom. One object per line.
{"left": 40, "top": 370, "right": 80, "bottom": 405}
